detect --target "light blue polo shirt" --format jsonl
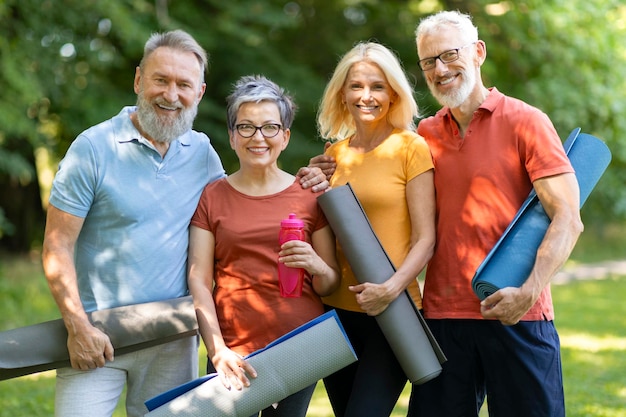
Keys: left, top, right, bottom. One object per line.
{"left": 49, "top": 106, "right": 226, "bottom": 312}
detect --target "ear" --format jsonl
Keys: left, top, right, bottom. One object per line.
{"left": 281, "top": 128, "right": 291, "bottom": 150}
{"left": 229, "top": 130, "right": 236, "bottom": 150}
{"left": 196, "top": 82, "right": 206, "bottom": 104}
{"left": 133, "top": 66, "right": 142, "bottom": 94}
{"left": 475, "top": 40, "right": 487, "bottom": 66}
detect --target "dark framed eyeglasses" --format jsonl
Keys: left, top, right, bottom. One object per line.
{"left": 235, "top": 123, "right": 283, "bottom": 138}
{"left": 418, "top": 42, "right": 476, "bottom": 71}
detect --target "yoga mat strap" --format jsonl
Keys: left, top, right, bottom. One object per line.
{"left": 0, "top": 296, "right": 197, "bottom": 380}
{"left": 472, "top": 128, "right": 612, "bottom": 300}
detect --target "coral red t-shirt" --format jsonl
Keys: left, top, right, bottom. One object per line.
{"left": 191, "top": 178, "right": 327, "bottom": 354}
{"left": 418, "top": 88, "right": 574, "bottom": 321}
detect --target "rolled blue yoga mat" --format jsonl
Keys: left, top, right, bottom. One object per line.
{"left": 317, "top": 185, "right": 446, "bottom": 384}
{"left": 144, "top": 310, "right": 357, "bottom": 416}
{"left": 0, "top": 296, "right": 198, "bottom": 380}
{"left": 472, "top": 128, "right": 612, "bottom": 300}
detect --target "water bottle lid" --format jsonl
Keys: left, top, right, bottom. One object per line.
{"left": 281, "top": 213, "right": 304, "bottom": 227}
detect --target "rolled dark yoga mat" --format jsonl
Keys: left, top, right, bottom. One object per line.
{"left": 0, "top": 296, "right": 198, "bottom": 380}
{"left": 317, "top": 185, "right": 446, "bottom": 385}
{"left": 472, "top": 128, "right": 612, "bottom": 300}
{"left": 144, "top": 310, "right": 357, "bottom": 416}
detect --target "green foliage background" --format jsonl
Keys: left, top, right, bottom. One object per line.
{"left": 1, "top": 0, "right": 625, "bottom": 249}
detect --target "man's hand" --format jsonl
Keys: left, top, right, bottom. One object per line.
{"left": 480, "top": 287, "right": 535, "bottom": 325}
{"left": 67, "top": 321, "right": 115, "bottom": 370}
{"left": 308, "top": 154, "right": 336, "bottom": 182}
{"left": 296, "top": 166, "right": 329, "bottom": 193}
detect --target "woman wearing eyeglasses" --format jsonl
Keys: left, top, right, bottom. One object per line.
{"left": 187, "top": 75, "right": 340, "bottom": 417}
{"left": 315, "top": 42, "right": 436, "bottom": 417}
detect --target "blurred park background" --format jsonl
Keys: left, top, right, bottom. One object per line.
{"left": 1, "top": 0, "right": 626, "bottom": 415}
{"left": 1, "top": 0, "right": 625, "bottom": 253}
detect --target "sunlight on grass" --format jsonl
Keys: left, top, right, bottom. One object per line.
{"left": 2, "top": 251, "right": 626, "bottom": 416}
{"left": 307, "top": 384, "right": 334, "bottom": 417}
{"left": 19, "top": 370, "right": 55, "bottom": 381}
{"left": 578, "top": 404, "right": 626, "bottom": 417}
{"left": 556, "top": 277, "right": 626, "bottom": 417}
{"left": 560, "top": 333, "right": 626, "bottom": 352}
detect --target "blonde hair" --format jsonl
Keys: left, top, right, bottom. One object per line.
{"left": 317, "top": 42, "right": 418, "bottom": 141}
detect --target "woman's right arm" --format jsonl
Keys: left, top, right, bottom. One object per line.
{"left": 188, "top": 225, "right": 257, "bottom": 389}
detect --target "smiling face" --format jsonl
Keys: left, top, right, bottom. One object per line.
{"left": 133, "top": 47, "right": 206, "bottom": 143}
{"left": 417, "top": 29, "right": 480, "bottom": 109}
{"left": 229, "top": 101, "right": 290, "bottom": 169}
{"left": 341, "top": 61, "right": 396, "bottom": 128}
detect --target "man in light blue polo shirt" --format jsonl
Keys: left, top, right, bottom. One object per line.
{"left": 42, "top": 30, "right": 325, "bottom": 417}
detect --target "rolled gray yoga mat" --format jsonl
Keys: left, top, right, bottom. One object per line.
{"left": 0, "top": 296, "right": 197, "bottom": 380}
{"left": 472, "top": 128, "right": 612, "bottom": 300}
{"left": 144, "top": 310, "right": 357, "bottom": 416}
{"left": 317, "top": 185, "right": 446, "bottom": 384}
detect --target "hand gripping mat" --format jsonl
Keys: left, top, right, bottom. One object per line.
{"left": 144, "top": 310, "right": 357, "bottom": 416}
{"left": 0, "top": 296, "right": 197, "bottom": 380}
{"left": 317, "top": 185, "right": 446, "bottom": 384}
{"left": 472, "top": 128, "right": 612, "bottom": 300}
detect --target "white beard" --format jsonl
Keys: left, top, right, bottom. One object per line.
{"left": 429, "top": 67, "right": 475, "bottom": 109}
{"left": 135, "top": 92, "right": 198, "bottom": 144}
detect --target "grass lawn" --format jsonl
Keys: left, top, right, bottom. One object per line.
{"left": 1, "top": 226, "right": 625, "bottom": 416}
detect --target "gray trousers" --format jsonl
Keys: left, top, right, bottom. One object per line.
{"left": 55, "top": 336, "right": 198, "bottom": 417}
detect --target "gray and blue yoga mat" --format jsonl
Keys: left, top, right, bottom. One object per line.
{"left": 317, "top": 185, "right": 446, "bottom": 385}
{"left": 144, "top": 310, "right": 357, "bottom": 417}
{"left": 472, "top": 128, "right": 612, "bottom": 300}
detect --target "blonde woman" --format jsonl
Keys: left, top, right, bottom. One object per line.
{"left": 316, "top": 42, "right": 436, "bottom": 417}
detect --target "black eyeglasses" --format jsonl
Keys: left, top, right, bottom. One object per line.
{"left": 235, "top": 123, "right": 283, "bottom": 138}
{"left": 418, "top": 42, "right": 476, "bottom": 71}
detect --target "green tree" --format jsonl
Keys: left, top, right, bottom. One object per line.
{"left": 0, "top": 0, "right": 153, "bottom": 251}
{"left": 1, "top": 0, "right": 624, "bottom": 252}
{"left": 466, "top": 0, "right": 626, "bottom": 225}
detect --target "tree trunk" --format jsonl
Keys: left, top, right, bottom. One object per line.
{"left": 0, "top": 139, "right": 46, "bottom": 253}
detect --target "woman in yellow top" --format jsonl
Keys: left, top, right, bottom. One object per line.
{"left": 316, "top": 42, "right": 436, "bottom": 417}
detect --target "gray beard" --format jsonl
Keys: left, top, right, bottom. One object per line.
{"left": 429, "top": 68, "right": 475, "bottom": 109}
{"left": 135, "top": 92, "right": 198, "bottom": 144}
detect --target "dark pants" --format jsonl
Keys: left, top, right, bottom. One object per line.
{"left": 323, "top": 306, "right": 407, "bottom": 417}
{"left": 249, "top": 384, "right": 316, "bottom": 417}
{"left": 408, "top": 319, "right": 565, "bottom": 417}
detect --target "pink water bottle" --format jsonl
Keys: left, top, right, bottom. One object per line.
{"left": 278, "top": 213, "right": 305, "bottom": 297}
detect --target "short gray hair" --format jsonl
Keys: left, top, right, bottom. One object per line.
{"left": 226, "top": 75, "right": 297, "bottom": 131}
{"left": 415, "top": 10, "right": 479, "bottom": 45}
{"left": 140, "top": 29, "right": 208, "bottom": 82}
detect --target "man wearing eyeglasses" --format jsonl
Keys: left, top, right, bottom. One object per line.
{"left": 409, "top": 10, "right": 582, "bottom": 417}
